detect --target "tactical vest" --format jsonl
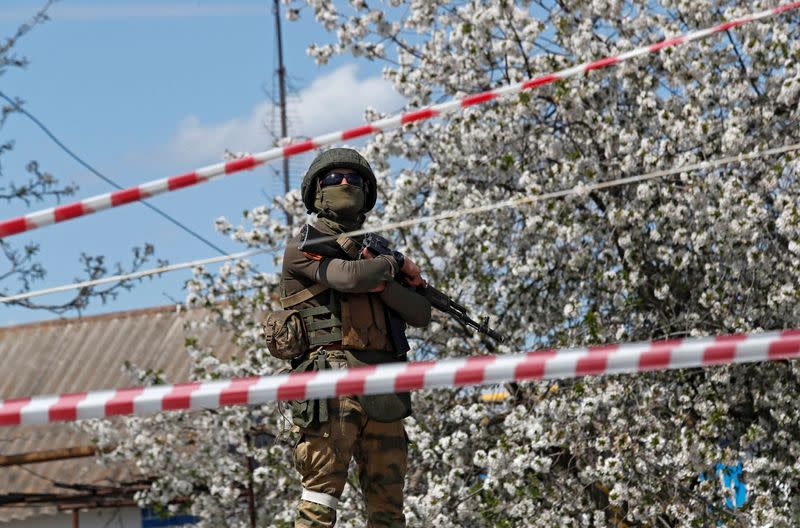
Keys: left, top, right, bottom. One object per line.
{"left": 282, "top": 230, "right": 411, "bottom": 426}
{"left": 280, "top": 286, "right": 396, "bottom": 353}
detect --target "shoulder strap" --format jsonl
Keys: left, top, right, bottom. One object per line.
{"left": 336, "top": 235, "right": 361, "bottom": 259}
{"left": 280, "top": 283, "right": 329, "bottom": 309}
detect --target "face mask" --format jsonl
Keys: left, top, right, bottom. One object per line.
{"left": 316, "top": 183, "right": 365, "bottom": 218}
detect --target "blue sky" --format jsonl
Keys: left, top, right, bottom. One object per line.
{"left": 0, "top": 0, "right": 405, "bottom": 326}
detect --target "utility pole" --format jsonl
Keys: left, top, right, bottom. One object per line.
{"left": 273, "top": 0, "right": 292, "bottom": 226}
{"left": 246, "top": 450, "right": 257, "bottom": 528}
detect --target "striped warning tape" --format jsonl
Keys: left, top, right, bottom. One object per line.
{"left": 1, "top": 2, "right": 798, "bottom": 238}
{"left": 2, "top": 329, "right": 798, "bottom": 426}
{"left": 2, "top": 141, "right": 798, "bottom": 305}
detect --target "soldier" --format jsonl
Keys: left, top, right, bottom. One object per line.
{"left": 280, "top": 148, "right": 432, "bottom": 527}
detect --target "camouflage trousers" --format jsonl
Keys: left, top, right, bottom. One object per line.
{"left": 293, "top": 396, "right": 407, "bottom": 528}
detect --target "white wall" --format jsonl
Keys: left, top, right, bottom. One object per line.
{"left": 5, "top": 508, "right": 141, "bottom": 528}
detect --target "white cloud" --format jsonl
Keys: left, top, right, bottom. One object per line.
{"left": 165, "top": 64, "right": 406, "bottom": 166}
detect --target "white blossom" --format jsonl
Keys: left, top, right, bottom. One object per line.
{"left": 84, "top": 1, "right": 800, "bottom": 526}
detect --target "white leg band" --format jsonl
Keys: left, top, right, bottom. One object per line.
{"left": 301, "top": 489, "right": 339, "bottom": 510}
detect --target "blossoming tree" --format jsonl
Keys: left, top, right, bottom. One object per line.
{"left": 86, "top": 1, "right": 800, "bottom": 526}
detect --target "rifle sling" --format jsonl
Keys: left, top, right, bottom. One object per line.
{"left": 280, "top": 283, "right": 330, "bottom": 309}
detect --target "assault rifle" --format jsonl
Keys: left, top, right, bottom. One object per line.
{"left": 362, "top": 233, "right": 505, "bottom": 343}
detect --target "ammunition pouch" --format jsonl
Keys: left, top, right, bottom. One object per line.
{"left": 264, "top": 283, "right": 341, "bottom": 360}
{"left": 288, "top": 352, "right": 330, "bottom": 428}
{"left": 263, "top": 309, "right": 309, "bottom": 360}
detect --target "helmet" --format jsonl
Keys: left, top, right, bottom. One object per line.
{"left": 301, "top": 148, "right": 377, "bottom": 214}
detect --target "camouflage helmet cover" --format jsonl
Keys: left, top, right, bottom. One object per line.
{"left": 301, "top": 148, "right": 377, "bottom": 214}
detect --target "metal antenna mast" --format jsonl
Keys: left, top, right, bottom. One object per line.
{"left": 273, "top": 0, "right": 292, "bottom": 226}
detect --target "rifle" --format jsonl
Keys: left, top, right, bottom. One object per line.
{"left": 298, "top": 224, "right": 354, "bottom": 259}
{"left": 362, "top": 233, "right": 505, "bottom": 343}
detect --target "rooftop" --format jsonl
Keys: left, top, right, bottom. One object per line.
{"left": 0, "top": 305, "right": 238, "bottom": 523}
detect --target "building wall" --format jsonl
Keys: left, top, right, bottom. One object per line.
{"left": 2, "top": 507, "right": 197, "bottom": 527}
{"left": 3, "top": 508, "right": 140, "bottom": 528}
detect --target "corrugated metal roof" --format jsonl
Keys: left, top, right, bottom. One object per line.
{"left": 0, "top": 305, "right": 239, "bottom": 523}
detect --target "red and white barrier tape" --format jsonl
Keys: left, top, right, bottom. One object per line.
{"left": 2, "top": 142, "right": 798, "bottom": 304}
{"left": 2, "top": 330, "right": 799, "bottom": 427}
{"left": 1, "top": 3, "right": 798, "bottom": 239}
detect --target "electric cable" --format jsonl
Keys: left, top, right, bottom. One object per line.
{"left": 0, "top": 91, "right": 227, "bottom": 255}
{"left": 1, "top": 141, "right": 796, "bottom": 304}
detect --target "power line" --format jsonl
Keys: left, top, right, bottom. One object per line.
{"left": 2, "top": 141, "right": 797, "bottom": 304}
{"left": 0, "top": 91, "right": 227, "bottom": 255}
